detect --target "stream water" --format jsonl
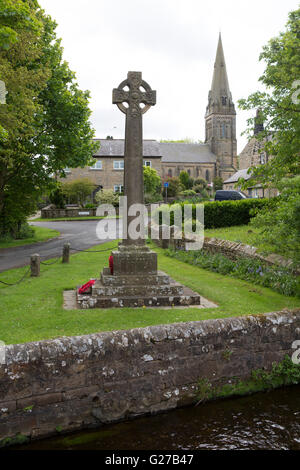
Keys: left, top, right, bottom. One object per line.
{"left": 12, "top": 385, "right": 300, "bottom": 450}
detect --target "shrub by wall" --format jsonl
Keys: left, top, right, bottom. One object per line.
{"left": 202, "top": 199, "right": 273, "bottom": 229}
{"left": 160, "top": 198, "right": 278, "bottom": 228}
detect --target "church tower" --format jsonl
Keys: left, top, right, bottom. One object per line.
{"left": 205, "top": 34, "right": 237, "bottom": 179}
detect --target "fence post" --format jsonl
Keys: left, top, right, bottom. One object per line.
{"left": 30, "top": 254, "right": 40, "bottom": 277}
{"left": 62, "top": 243, "right": 70, "bottom": 263}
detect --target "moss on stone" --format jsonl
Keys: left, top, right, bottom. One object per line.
{"left": 196, "top": 355, "right": 300, "bottom": 403}
{"left": 0, "top": 433, "right": 29, "bottom": 448}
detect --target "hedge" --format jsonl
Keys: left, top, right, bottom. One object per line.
{"left": 202, "top": 198, "right": 274, "bottom": 229}
{"left": 156, "top": 198, "right": 279, "bottom": 229}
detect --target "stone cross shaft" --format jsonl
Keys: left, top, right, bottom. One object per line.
{"left": 113, "top": 71, "right": 156, "bottom": 245}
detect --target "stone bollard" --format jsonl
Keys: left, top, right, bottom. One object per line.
{"left": 30, "top": 254, "right": 40, "bottom": 277}
{"left": 62, "top": 243, "right": 70, "bottom": 263}
{"left": 159, "top": 224, "right": 169, "bottom": 249}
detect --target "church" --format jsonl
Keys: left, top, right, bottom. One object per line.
{"left": 62, "top": 34, "right": 240, "bottom": 192}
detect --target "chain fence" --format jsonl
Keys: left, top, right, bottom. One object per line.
{"left": 0, "top": 242, "right": 118, "bottom": 288}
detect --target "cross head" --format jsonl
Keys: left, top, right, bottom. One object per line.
{"left": 113, "top": 71, "right": 156, "bottom": 117}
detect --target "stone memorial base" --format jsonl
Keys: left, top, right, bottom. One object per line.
{"left": 76, "top": 244, "right": 201, "bottom": 309}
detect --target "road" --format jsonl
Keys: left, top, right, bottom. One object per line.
{"left": 0, "top": 219, "right": 121, "bottom": 272}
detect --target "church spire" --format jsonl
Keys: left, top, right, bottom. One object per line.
{"left": 205, "top": 33, "right": 237, "bottom": 179}
{"left": 206, "top": 33, "right": 235, "bottom": 115}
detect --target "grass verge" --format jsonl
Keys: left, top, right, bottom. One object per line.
{"left": 204, "top": 224, "right": 279, "bottom": 255}
{"left": 0, "top": 226, "right": 60, "bottom": 250}
{"left": 0, "top": 240, "right": 299, "bottom": 345}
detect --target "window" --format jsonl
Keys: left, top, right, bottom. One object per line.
{"left": 222, "top": 96, "right": 227, "bottom": 106}
{"left": 90, "top": 160, "right": 102, "bottom": 170}
{"left": 144, "top": 161, "right": 152, "bottom": 167}
{"left": 113, "top": 161, "right": 124, "bottom": 170}
{"left": 205, "top": 170, "right": 210, "bottom": 182}
{"left": 114, "top": 184, "right": 124, "bottom": 193}
{"left": 221, "top": 123, "right": 226, "bottom": 138}
{"left": 260, "top": 153, "right": 265, "bottom": 165}
{"left": 168, "top": 168, "right": 172, "bottom": 177}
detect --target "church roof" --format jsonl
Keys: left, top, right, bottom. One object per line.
{"left": 159, "top": 142, "right": 216, "bottom": 163}
{"left": 92, "top": 139, "right": 216, "bottom": 163}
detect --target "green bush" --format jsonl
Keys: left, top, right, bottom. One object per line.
{"left": 180, "top": 189, "right": 196, "bottom": 196}
{"left": 95, "top": 189, "right": 120, "bottom": 207}
{"left": 163, "top": 198, "right": 275, "bottom": 228}
{"left": 203, "top": 198, "right": 273, "bottom": 229}
{"left": 162, "top": 177, "right": 183, "bottom": 197}
{"left": 17, "top": 223, "right": 35, "bottom": 239}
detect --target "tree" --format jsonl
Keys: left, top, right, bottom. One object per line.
{"left": 179, "top": 171, "right": 194, "bottom": 189}
{"left": 250, "top": 176, "right": 300, "bottom": 263}
{"left": 0, "top": 1, "right": 97, "bottom": 237}
{"left": 238, "top": 7, "right": 300, "bottom": 186}
{"left": 213, "top": 177, "right": 223, "bottom": 191}
{"left": 160, "top": 137, "right": 203, "bottom": 143}
{"left": 62, "top": 178, "right": 95, "bottom": 206}
{"left": 143, "top": 166, "right": 161, "bottom": 195}
{"left": 162, "top": 177, "right": 182, "bottom": 198}
{"left": 193, "top": 178, "right": 208, "bottom": 189}
{"left": 238, "top": 7, "right": 300, "bottom": 263}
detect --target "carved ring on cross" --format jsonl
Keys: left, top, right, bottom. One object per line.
{"left": 113, "top": 72, "right": 156, "bottom": 117}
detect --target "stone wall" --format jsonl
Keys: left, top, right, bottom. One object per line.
{"left": 151, "top": 224, "right": 296, "bottom": 271}
{"left": 0, "top": 309, "right": 299, "bottom": 444}
{"left": 41, "top": 206, "right": 97, "bottom": 219}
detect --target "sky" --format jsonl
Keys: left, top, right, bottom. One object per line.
{"left": 39, "top": 0, "right": 299, "bottom": 153}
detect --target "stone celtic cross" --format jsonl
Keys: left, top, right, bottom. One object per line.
{"left": 113, "top": 71, "right": 156, "bottom": 245}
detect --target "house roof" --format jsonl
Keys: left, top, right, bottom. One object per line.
{"left": 224, "top": 168, "right": 252, "bottom": 184}
{"left": 93, "top": 139, "right": 161, "bottom": 158}
{"left": 92, "top": 139, "right": 217, "bottom": 164}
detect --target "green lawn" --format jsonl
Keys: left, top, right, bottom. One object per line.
{"left": 204, "top": 225, "right": 277, "bottom": 255}
{"left": 0, "top": 226, "right": 60, "bottom": 250}
{"left": 0, "top": 241, "right": 299, "bottom": 345}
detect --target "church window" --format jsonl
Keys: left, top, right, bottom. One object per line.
{"left": 222, "top": 96, "right": 227, "bottom": 106}
{"left": 168, "top": 168, "right": 172, "bottom": 177}
{"left": 221, "top": 123, "right": 226, "bottom": 138}
{"left": 144, "top": 160, "right": 152, "bottom": 167}
{"left": 205, "top": 170, "right": 210, "bottom": 182}
{"left": 187, "top": 169, "right": 191, "bottom": 176}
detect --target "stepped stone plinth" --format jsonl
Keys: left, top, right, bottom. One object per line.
{"left": 76, "top": 244, "right": 201, "bottom": 309}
